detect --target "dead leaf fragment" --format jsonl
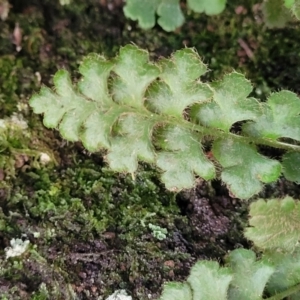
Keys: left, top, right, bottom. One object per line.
{"left": 164, "top": 260, "right": 175, "bottom": 268}
{"left": 235, "top": 5, "right": 247, "bottom": 15}
{"left": 13, "top": 22, "right": 22, "bottom": 52}
{"left": 0, "top": 0, "right": 10, "bottom": 21}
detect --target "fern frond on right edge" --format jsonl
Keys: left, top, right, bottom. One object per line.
{"left": 123, "top": 0, "right": 226, "bottom": 31}
{"left": 245, "top": 196, "right": 300, "bottom": 252}
{"left": 244, "top": 197, "right": 300, "bottom": 299}
{"left": 160, "top": 197, "right": 300, "bottom": 300}
{"left": 29, "top": 44, "right": 300, "bottom": 199}
{"left": 243, "top": 196, "right": 300, "bottom": 299}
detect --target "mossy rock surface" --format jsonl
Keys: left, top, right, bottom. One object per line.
{"left": 1, "top": 0, "right": 300, "bottom": 299}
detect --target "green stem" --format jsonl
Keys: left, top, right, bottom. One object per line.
{"left": 266, "top": 283, "right": 300, "bottom": 300}
{"left": 179, "top": 118, "right": 300, "bottom": 152}
{"left": 135, "top": 106, "right": 300, "bottom": 152}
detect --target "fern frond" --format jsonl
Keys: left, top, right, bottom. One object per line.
{"left": 160, "top": 247, "right": 300, "bottom": 299}
{"left": 264, "top": 248, "right": 300, "bottom": 297}
{"left": 187, "top": 0, "right": 226, "bottom": 15}
{"left": 160, "top": 260, "right": 232, "bottom": 300}
{"left": 226, "top": 249, "right": 274, "bottom": 300}
{"left": 245, "top": 197, "right": 300, "bottom": 252}
{"left": 159, "top": 249, "right": 277, "bottom": 300}
{"left": 29, "top": 45, "right": 300, "bottom": 199}
{"left": 123, "top": 0, "right": 226, "bottom": 31}
{"left": 191, "top": 72, "right": 261, "bottom": 132}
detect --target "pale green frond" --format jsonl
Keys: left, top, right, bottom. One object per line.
{"left": 157, "top": 0, "right": 185, "bottom": 32}
{"left": 156, "top": 125, "right": 215, "bottom": 191}
{"left": 30, "top": 70, "right": 96, "bottom": 142}
{"left": 188, "top": 260, "right": 232, "bottom": 300}
{"left": 159, "top": 282, "right": 192, "bottom": 300}
{"left": 265, "top": 248, "right": 300, "bottom": 296}
{"left": 227, "top": 249, "right": 275, "bottom": 300}
{"left": 124, "top": 0, "right": 184, "bottom": 31}
{"left": 106, "top": 114, "right": 156, "bottom": 173}
{"left": 159, "top": 260, "right": 232, "bottom": 300}
{"left": 78, "top": 53, "right": 114, "bottom": 107}
{"left": 243, "top": 91, "right": 300, "bottom": 141}
{"left": 282, "top": 151, "right": 300, "bottom": 184}
{"left": 147, "top": 48, "right": 212, "bottom": 118}
{"left": 245, "top": 197, "right": 300, "bottom": 252}
{"left": 112, "top": 44, "right": 160, "bottom": 108}
{"left": 81, "top": 106, "right": 128, "bottom": 151}
{"left": 213, "top": 138, "right": 281, "bottom": 199}
{"left": 29, "top": 45, "right": 300, "bottom": 199}
{"left": 191, "top": 72, "right": 261, "bottom": 132}
{"left": 123, "top": 0, "right": 161, "bottom": 29}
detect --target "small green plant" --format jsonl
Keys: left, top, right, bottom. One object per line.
{"left": 148, "top": 223, "right": 168, "bottom": 240}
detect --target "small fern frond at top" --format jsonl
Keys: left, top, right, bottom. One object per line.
{"left": 123, "top": 0, "right": 226, "bottom": 31}
{"left": 29, "top": 44, "right": 300, "bottom": 199}
{"left": 123, "top": 0, "right": 300, "bottom": 31}
{"left": 57, "top": 0, "right": 300, "bottom": 31}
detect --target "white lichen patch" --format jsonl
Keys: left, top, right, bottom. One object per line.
{"left": 39, "top": 152, "right": 51, "bottom": 165}
{"left": 5, "top": 238, "right": 30, "bottom": 259}
{"left": 10, "top": 113, "right": 28, "bottom": 129}
{"left": 105, "top": 290, "right": 132, "bottom": 300}
{"left": 0, "top": 113, "right": 28, "bottom": 131}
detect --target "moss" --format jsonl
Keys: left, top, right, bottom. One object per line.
{"left": 0, "top": 147, "right": 248, "bottom": 298}
{"left": 0, "top": 155, "right": 190, "bottom": 298}
{"left": 4, "top": 157, "right": 180, "bottom": 237}
{"left": 0, "top": 56, "right": 19, "bottom": 116}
